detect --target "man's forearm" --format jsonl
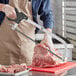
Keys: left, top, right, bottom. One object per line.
{"left": 0, "top": 4, "right": 5, "bottom": 11}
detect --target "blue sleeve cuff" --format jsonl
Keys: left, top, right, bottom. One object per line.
{"left": 43, "top": 12, "right": 54, "bottom": 29}
{"left": 43, "top": 20, "right": 54, "bottom": 29}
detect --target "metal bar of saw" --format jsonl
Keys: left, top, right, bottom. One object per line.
{"left": 15, "top": 29, "right": 36, "bottom": 42}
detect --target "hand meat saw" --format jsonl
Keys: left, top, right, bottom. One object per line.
{"left": 7, "top": 8, "right": 69, "bottom": 62}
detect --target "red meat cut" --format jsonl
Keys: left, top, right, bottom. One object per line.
{"left": 32, "top": 35, "right": 66, "bottom": 68}
{"left": 0, "top": 63, "right": 27, "bottom": 73}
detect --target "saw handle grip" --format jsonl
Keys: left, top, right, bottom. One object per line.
{"left": 7, "top": 7, "right": 28, "bottom": 24}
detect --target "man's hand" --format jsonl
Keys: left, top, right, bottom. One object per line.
{"left": 2, "top": 4, "right": 16, "bottom": 19}
{"left": 41, "top": 28, "right": 55, "bottom": 52}
{"left": 46, "top": 28, "right": 52, "bottom": 32}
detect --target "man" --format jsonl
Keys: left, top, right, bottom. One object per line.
{"left": 0, "top": 0, "right": 54, "bottom": 65}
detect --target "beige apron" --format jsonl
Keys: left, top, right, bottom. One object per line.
{"left": 0, "top": 0, "right": 35, "bottom": 66}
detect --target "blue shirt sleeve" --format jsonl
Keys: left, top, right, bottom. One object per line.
{"left": 38, "top": 0, "right": 54, "bottom": 29}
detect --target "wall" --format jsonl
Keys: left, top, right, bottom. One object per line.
{"left": 63, "top": 0, "right": 76, "bottom": 59}
{"left": 51, "top": 0, "right": 62, "bottom": 35}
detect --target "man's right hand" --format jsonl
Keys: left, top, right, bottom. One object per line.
{"left": 2, "top": 4, "right": 16, "bottom": 19}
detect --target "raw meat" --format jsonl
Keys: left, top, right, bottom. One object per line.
{"left": 0, "top": 63, "right": 27, "bottom": 73}
{"left": 32, "top": 34, "right": 66, "bottom": 68}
